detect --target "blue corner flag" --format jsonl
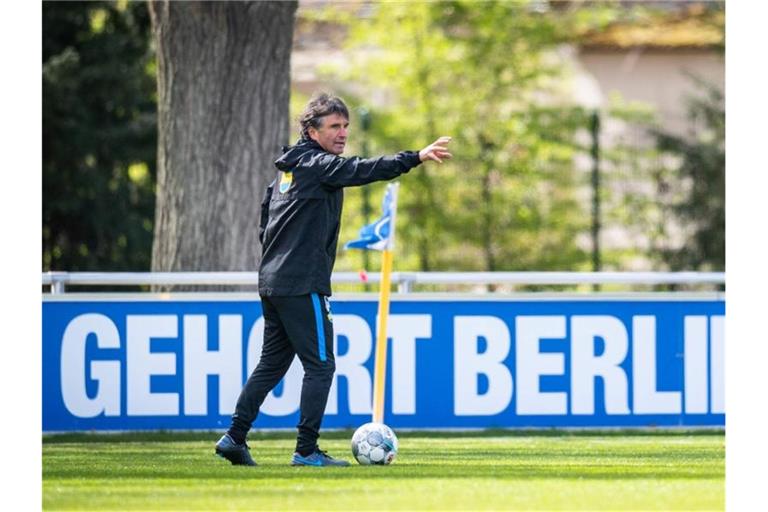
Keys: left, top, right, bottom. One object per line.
{"left": 345, "top": 183, "right": 399, "bottom": 251}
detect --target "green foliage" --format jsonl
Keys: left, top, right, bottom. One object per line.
{"left": 653, "top": 79, "right": 725, "bottom": 271}
{"left": 322, "top": 1, "right": 592, "bottom": 273}
{"left": 43, "top": 1, "right": 156, "bottom": 271}
{"left": 41, "top": 0, "right": 723, "bottom": 275}
{"left": 43, "top": 431, "right": 724, "bottom": 510}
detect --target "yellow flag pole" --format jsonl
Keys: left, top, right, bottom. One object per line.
{"left": 372, "top": 249, "right": 393, "bottom": 424}
{"left": 371, "top": 182, "right": 399, "bottom": 425}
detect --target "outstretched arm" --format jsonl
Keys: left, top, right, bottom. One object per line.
{"left": 315, "top": 136, "right": 454, "bottom": 189}
{"left": 419, "top": 136, "right": 453, "bottom": 163}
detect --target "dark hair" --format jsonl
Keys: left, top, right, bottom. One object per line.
{"left": 298, "top": 93, "right": 349, "bottom": 139}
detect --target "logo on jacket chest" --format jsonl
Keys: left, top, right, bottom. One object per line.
{"left": 279, "top": 171, "right": 293, "bottom": 193}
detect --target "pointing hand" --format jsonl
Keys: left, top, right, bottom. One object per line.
{"left": 419, "top": 136, "right": 453, "bottom": 163}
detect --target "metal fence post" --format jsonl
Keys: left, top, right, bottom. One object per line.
{"left": 52, "top": 278, "right": 65, "bottom": 294}
{"left": 398, "top": 274, "right": 413, "bottom": 293}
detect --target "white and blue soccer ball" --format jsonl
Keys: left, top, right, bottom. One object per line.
{"left": 351, "top": 422, "right": 398, "bottom": 465}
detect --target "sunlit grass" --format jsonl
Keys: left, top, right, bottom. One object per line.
{"left": 43, "top": 430, "right": 724, "bottom": 510}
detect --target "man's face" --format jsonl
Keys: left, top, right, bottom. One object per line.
{"left": 308, "top": 113, "right": 349, "bottom": 155}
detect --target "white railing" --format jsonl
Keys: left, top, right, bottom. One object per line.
{"left": 42, "top": 271, "right": 725, "bottom": 294}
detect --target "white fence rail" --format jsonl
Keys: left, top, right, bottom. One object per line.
{"left": 42, "top": 271, "right": 725, "bottom": 294}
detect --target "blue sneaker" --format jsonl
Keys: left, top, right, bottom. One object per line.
{"left": 215, "top": 434, "right": 257, "bottom": 466}
{"left": 291, "top": 448, "right": 350, "bottom": 467}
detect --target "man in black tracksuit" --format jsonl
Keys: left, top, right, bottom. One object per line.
{"left": 215, "top": 93, "right": 452, "bottom": 466}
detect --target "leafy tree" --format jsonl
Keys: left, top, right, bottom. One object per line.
{"left": 320, "top": 1, "right": 591, "bottom": 275}
{"left": 653, "top": 79, "right": 725, "bottom": 271}
{"left": 43, "top": 1, "right": 156, "bottom": 271}
{"left": 309, "top": 0, "right": 724, "bottom": 282}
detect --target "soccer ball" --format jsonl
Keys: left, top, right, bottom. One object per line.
{"left": 351, "top": 422, "right": 398, "bottom": 465}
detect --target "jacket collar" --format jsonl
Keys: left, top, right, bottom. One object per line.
{"left": 281, "top": 137, "right": 323, "bottom": 153}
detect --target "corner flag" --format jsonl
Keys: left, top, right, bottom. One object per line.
{"left": 345, "top": 182, "right": 399, "bottom": 424}
{"left": 344, "top": 182, "right": 399, "bottom": 251}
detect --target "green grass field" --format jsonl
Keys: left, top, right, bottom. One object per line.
{"left": 43, "top": 430, "right": 724, "bottom": 511}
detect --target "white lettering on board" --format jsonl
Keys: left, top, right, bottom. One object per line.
{"left": 326, "top": 314, "right": 374, "bottom": 415}
{"left": 126, "top": 315, "right": 179, "bottom": 416}
{"left": 570, "top": 315, "right": 630, "bottom": 415}
{"left": 60, "top": 313, "right": 121, "bottom": 418}
{"left": 632, "top": 316, "right": 681, "bottom": 414}
{"left": 389, "top": 315, "right": 432, "bottom": 415}
{"left": 183, "top": 315, "right": 243, "bottom": 416}
{"left": 516, "top": 316, "right": 567, "bottom": 415}
{"left": 453, "top": 316, "right": 513, "bottom": 416}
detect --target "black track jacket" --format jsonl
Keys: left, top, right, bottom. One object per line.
{"left": 258, "top": 138, "right": 422, "bottom": 297}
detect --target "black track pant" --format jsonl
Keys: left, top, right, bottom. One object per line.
{"left": 229, "top": 294, "right": 335, "bottom": 454}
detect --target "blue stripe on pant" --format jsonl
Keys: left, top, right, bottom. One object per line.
{"left": 310, "top": 293, "right": 327, "bottom": 362}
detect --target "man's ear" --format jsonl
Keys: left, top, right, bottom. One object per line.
{"left": 307, "top": 126, "right": 319, "bottom": 142}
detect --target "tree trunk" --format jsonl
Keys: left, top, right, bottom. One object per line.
{"left": 148, "top": 1, "right": 296, "bottom": 287}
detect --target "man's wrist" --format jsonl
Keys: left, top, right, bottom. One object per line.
{"left": 408, "top": 150, "right": 424, "bottom": 166}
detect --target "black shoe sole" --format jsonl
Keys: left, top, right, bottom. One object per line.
{"left": 215, "top": 449, "right": 257, "bottom": 466}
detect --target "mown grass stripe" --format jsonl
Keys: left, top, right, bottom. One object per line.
{"left": 43, "top": 432, "right": 724, "bottom": 510}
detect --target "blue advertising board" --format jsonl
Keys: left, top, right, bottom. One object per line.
{"left": 43, "top": 295, "right": 724, "bottom": 431}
